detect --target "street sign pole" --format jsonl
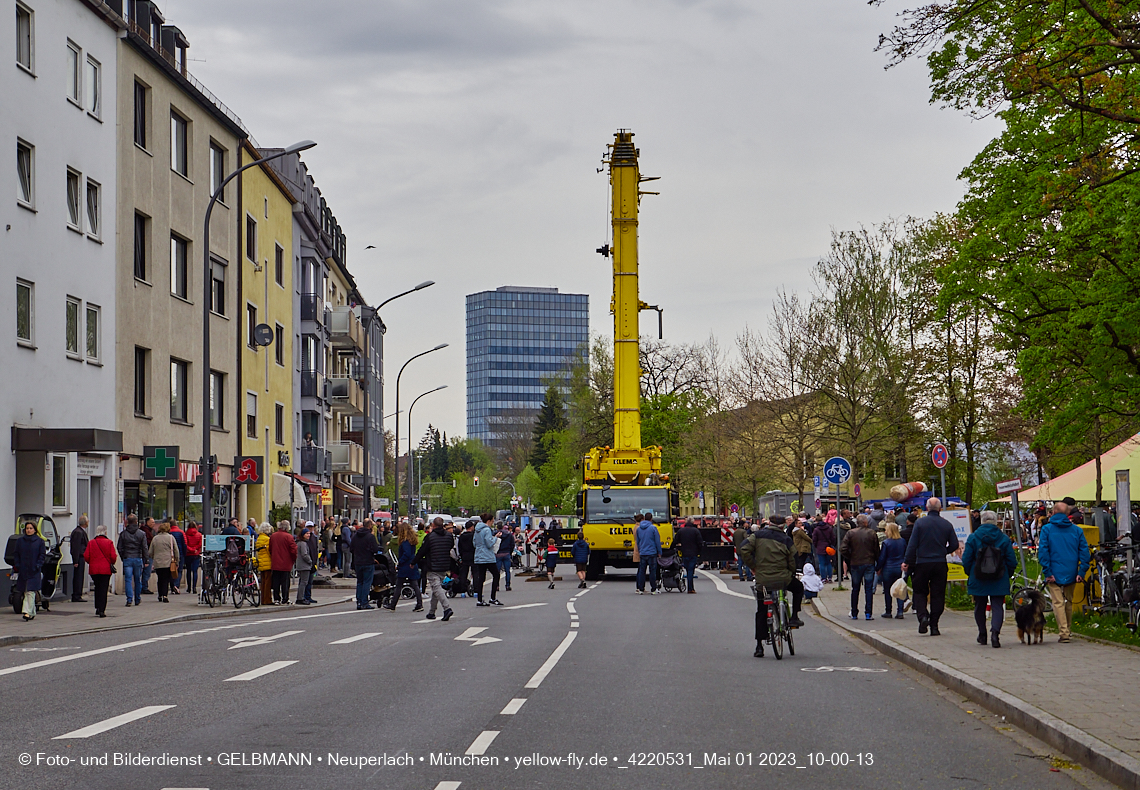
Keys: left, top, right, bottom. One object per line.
{"left": 1011, "top": 489, "right": 1028, "bottom": 582}
{"left": 835, "top": 485, "right": 843, "bottom": 591}
{"left": 940, "top": 468, "right": 946, "bottom": 502}
{"left": 824, "top": 457, "right": 852, "bottom": 592}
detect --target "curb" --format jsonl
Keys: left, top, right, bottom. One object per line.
{"left": 0, "top": 592, "right": 355, "bottom": 648}
{"left": 811, "top": 597, "right": 1140, "bottom": 790}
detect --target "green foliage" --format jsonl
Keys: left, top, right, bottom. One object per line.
{"left": 268, "top": 503, "right": 292, "bottom": 526}
{"left": 531, "top": 386, "right": 569, "bottom": 469}
{"left": 517, "top": 464, "right": 541, "bottom": 504}
{"left": 1046, "top": 611, "right": 1140, "bottom": 649}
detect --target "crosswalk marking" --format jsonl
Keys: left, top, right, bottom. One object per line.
{"left": 54, "top": 705, "right": 176, "bottom": 739}
{"left": 500, "top": 698, "right": 527, "bottom": 715}
{"left": 466, "top": 730, "right": 499, "bottom": 756}
{"left": 329, "top": 632, "right": 382, "bottom": 644}
{"left": 224, "top": 660, "right": 298, "bottom": 681}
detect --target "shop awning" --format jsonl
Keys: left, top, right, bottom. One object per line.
{"left": 291, "top": 472, "right": 324, "bottom": 494}
{"left": 11, "top": 427, "right": 122, "bottom": 453}
{"left": 335, "top": 480, "right": 363, "bottom": 496}
{"left": 273, "top": 473, "right": 307, "bottom": 509}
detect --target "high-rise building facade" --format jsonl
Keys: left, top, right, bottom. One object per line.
{"left": 466, "top": 286, "right": 588, "bottom": 448}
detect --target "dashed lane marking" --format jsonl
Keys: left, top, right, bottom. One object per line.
{"left": 466, "top": 731, "right": 499, "bottom": 756}
{"left": 500, "top": 698, "right": 527, "bottom": 715}
{"left": 54, "top": 705, "right": 176, "bottom": 739}
{"left": 224, "top": 661, "right": 298, "bottom": 681}
{"left": 524, "top": 631, "right": 577, "bottom": 689}
{"left": 566, "top": 602, "right": 576, "bottom": 613}
{"left": 433, "top": 783, "right": 461, "bottom": 790}
{"left": 329, "top": 632, "right": 382, "bottom": 644}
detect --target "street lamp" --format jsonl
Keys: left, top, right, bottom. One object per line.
{"left": 201, "top": 139, "right": 315, "bottom": 532}
{"left": 392, "top": 343, "right": 448, "bottom": 521}
{"left": 406, "top": 384, "right": 447, "bottom": 518}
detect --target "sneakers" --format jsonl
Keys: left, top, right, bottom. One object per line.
{"left": 296, "top": 600, "right": 311, "bottom": 606}
{"left": 505, "top": 586, "right": 512, "bottom": 592}
{"left": 903, "top": 599, "right": 913, "bottom": 612}
{"left": 476, "top": 601, "right": 490, "bottom": 607}
{"left": 637, "top": 590, "right": 644, "bottom": 595}
{"left": 125, "top": 601, "right": 132, "bottom": 607}
{"left": 651, "top": 589, "right": 660, "bottom": 595}
{"left": 412, "top": 606, "right": 424, "bottom": 613}
{"left": 895, "top": 613, "right": 905, "bottom": 619}
{"left": 489, "top": 599, "right": 503, "bottom": 606}
{"left": 850, "top": 613, "right": 859, "bottom": 621}
{"left": 754, "top": 643, "right": 764, "bottom": 658}
{"left": 141, "top": 589, "right": 154, "bottom": 595}
{"left": 442, "top": 609, "right": 453, "bottom": 622}
{"left": 426, "top": 612, "right": 437, "bottom": 620}
{"left": 578, "top": 581, "right": 587, "bottom": 589}
{"left": 865, "top": 613, "right": 874, "bottom": 621}
{"left": 789, "top": 616, "right": 805, "bottom": 628}
{"left": 548, "top": 582, "right": 555, "bottom": 589}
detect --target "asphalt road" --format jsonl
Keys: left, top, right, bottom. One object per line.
{"left": 0, "top": 568, "right": 1107, "bottom": 790}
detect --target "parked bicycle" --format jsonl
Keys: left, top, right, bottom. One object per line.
{"left": 229, "top": 562, "right": 261, "bottom": 608}
{"left": 199, "top": 551, "right": 228, "bottom": 608}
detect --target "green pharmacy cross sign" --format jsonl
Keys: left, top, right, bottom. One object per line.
{"left": 141, "top": 446, "right": 180, "bottom": 481}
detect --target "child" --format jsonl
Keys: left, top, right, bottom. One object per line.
{"left": 545, "top": 538, "right": 559, "bottom": 589}
{"left": 801, "top": 563, "right": 824, "bottom": 600}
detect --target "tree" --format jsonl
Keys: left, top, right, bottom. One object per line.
{"left": 531, "top": 386, "right": 568, "bottom": 470}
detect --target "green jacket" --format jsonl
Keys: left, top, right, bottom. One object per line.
{"left": 739, "top": 528, "right": 795, "bottom": 587}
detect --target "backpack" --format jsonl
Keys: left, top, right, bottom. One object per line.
{"left": 975, "top": 542, "right": 1003, "bottom": 581}
{"left": 225, "top": 536, "right": 244, "bottom": 566}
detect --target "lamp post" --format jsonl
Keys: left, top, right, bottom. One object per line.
{"left": 406, "top": 384, "right": 447, "bottom": 518}
{"left": 392, "top": 343, "right": 448, "bottom": 521}
{"left": 201, "top": 139, "right": 315, "bottom": 533}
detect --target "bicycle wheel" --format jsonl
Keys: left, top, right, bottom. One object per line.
{"left": 1011, "top": 586, "right": 1032, "bottom": 609}
{"left": 770, "top": 599, "right": 783, "bottom": 660}
{"left": 783, "top": 600, "right": 795, "bottom": 656}
{"left": 248, "top": 581, "right": 261, "bottom": 607}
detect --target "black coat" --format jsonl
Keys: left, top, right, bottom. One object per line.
{"left": 70, "top": 526, "right": 89, "bottom": 564}
{"left": 350, "top": 530, "right": 379, "bottom": 569}
{"left": 673, "top": 525, "right": 704, "bottom": 559}
{"left": 458, "top": 531, "right": 476, "bottom": 564}
{"left": 904, "top": 513, "right": 960, "bottom": 566}
{"left": 13, "top": 534, "right": 46, "bottom": 591}
{"left": 418, "top": 528, "right": 454, "bottom": 574}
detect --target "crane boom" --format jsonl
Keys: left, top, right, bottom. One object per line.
{"left": 610, "top": 131, "right": 643, "bottom": 457}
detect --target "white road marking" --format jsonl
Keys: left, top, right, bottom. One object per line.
{"left": 500, "top": 698, "right": 527, "bottom": 715}
{"left": 501, "top": 602, "right": 547, "bottom": 610}
{"left": 224, "top": 661, "right": 298, "bottom": 681}
{"left": 54, "top": 705, "right": 175, "bottom": 739}
{"left": 433, "top": 783, "right": 461, "bottom": 790}
{"left": 455, "top": 627, "right": 501, "bottom": 646}
{"left": 329, "top": 632, "right": 382, "bottom": 644}
{"left": 570, "top": 614, "right": 579, "bottom": 620}
{"left": 226, "top": 630, "right": 304, "bottom": 649}
{"left": 465, "top": 730, "right": 499, "bottom": 756}
{"left": 412, "top": 618, "right": 435, "bottom": 623}
{"left": 524, "top": 631, "right": 577, "bottom": 688}
{"left": 566, "top": 601, "right": 576, "bottom": 613}
{"left": 698, "top": 569, "right": 753, "bottom": 600}
{"left": 570, "top": 622, "right": 579, "bottom": 628}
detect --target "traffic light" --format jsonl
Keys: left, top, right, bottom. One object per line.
{"left": 473, "top": 476, "right": 479, "bottom": 487}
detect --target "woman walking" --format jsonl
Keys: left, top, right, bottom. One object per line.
{"left": 391, "top": 522, "right": 423, "bottom": 612}
{"left": 83, "top": 525, "right": 117, "bottom": 617}
{"left": 962, "top": 509, "right": 1018, "bottom": 648}
{"left": 183, "top": 521, "right": 202, "bottom": 594}
{"left": 876, "top": 522, "right": 908, "bottom": 619}
{"left": 13, "top": 520, "right": 45, "bottom": 621}
{"left": 149, "top": 521, "right": 180, "bottom": 603}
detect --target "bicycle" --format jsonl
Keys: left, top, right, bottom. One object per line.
{"left": 199, "top": 551, "right": 227, "bottom": 608}
{"left": 229, "top": 563, "right": 261, "bottom": 608}
{"left": 753, "top": 584, "right": 795, "bottom": 660}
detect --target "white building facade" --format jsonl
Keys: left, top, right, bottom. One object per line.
{"left": 2, "top": 0, "right": 123, "bottom": 596}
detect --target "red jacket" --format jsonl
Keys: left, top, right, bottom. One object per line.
{"left": 269, "top": 530, "right": 298, "bottom": 571}
{"left": 184, "top": 527, "right": 203, "bottom": 556}
{"left": 83, "top": 535, "right": 117, "bottom": 576}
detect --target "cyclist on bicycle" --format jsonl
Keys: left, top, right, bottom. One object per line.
{"left": 739, "top": 515, "right": 805, "bottom": 658}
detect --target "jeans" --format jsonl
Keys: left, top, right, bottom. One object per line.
{"left": 637, "top": 556, "right": 659, "bottom": 592}
{"left": 738, "top": 556, "right": 754, "bottom": 581}
{"left": 682, "top": 557, "right": 698, "bottom": 587}
{"left": 185, "top": 556, "right": 201, "bottom": 592}
{"left": 303, "top": 570, "right": 314, "bottom": 602}
{"left": 142, "top": 558, "right": 153, "bottom": 591}
{"left": 911, "top": 562, "right": 949, "bottom": 626}
{"left": 850, "top": 564, "right": 875, "bottom": 616}
{"left": 355, "top": 564, "right": 374, "bottom": 607}
{"left": 815, "top": 553, "right": 833, "bottom": 581}
{"left": 473, "top": 562, "right": 500, "bottom": 602}
{"left": 973, "top": 595, "right": 1005, "bottom": 635}
{"left": 295, "top": 570, "right": 311, "bottom": 602}
{"left": 426, "top": 571, "right": 449, "bottom": 615}
{"left": 123, "top": 557, "right": 143, "bottom": 603}
{"left": 881, "top": 567, "right": 904, "bottom": 615}
{"left": 496, "top": 555, "right": 512, "bottom": 588}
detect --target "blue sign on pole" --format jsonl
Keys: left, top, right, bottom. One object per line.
{"left": 823, "top": 456, "right": 852, "bottom": 486}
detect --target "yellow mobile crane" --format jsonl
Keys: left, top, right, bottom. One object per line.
{"left": 575, "top": 130, "right": 679, "bottom": 579}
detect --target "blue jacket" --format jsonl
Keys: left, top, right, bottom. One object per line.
{"left": 961, "top": 523, "right": 1018, "bottom": 596}
{"left": 13, "top": 534, "right": 46, "bottom": 592}
{"left": 875, "top": 537, "right": 906, "bottom": 576}
{"left": 635, "top": 521, "right": 661, "bottom": 557}
{"left": 1038, "top": 513, "right": 1090, "bottom": 585}
{"left": 571, "top": 539, "right": 590, "bottom": 564}
{"left": 397, "top": 539, "right": 420, "bottom": 580}
{"left": 496, "top": 530, "right": 515, "bottom": 557}
{"left": 473, "top": 522, "right": 498, "bottom": 564}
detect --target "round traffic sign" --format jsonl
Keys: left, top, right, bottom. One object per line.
{"left": 823, "top": 456, "right": 852, "bottom": 485}
{"left": 931, "top": 443, "right": 949, "bottom": 469}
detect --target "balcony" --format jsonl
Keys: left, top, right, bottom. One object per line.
{"left": 329, "top": 306, "right": 364, "bottom": 351}
{"left": 301, "top": 370, "right": 324, "bottom": 400}
{"left": 329, "top": 441, "right": 364, "bottom": 474}
{"left": 300, "top": 446, "right": 330, "bottom": 476}
{"left": 300, "top": 294, "right": 324, "bottom": 324}
{"left": 327, "top": 376, "right": 364, "bottom": 415}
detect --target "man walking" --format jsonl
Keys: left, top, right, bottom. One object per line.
{"left": 841, "top": 513, "right": 880, "bottom": 621}
{"left": 1038, "top": 502, "right": 1090, "bottom": 643}
{"left": 496, "top": 523, "right": 515, "bottom": 592}
{"left": 674, "top": 517, "right": 704, "bottom": 593}
{"left": 70, "top": 516, "right": 90, "bottom": 602}
{"left": 635, "top": 513, "right": 662, "bottom": 594}
{"left": 902, "top": 497, "right": 960, "bottom": 636}
{"left": 269, "top": 521, "right": 298, "bottom": 605}
{"left": 350, "top": 520, "right": 378, "bottom": 610}
{"left": 140, "top": 517, "right": 156, "bottom": 595}
{"left": 117, "top": 515, "right": 149, "bottom": 606}
{"left": 418, "top": 518, "right": 455, "bottom": 621}
{"left": 458, "top": 520, "right": 476, "bottom": 593}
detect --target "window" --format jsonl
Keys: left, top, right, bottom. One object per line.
{"left": 66, "top": 169, "right": 81, "bottom": 227}
{"left": 51, "top": 455, "right": 67, "bottom": 511}
{"left": 245, "top": 215, "right": 257, "bottom": 262}
{"left": 170, "top": 111, "right": 187, "bottom": 176}
{"left": 274, "top": 244, "right": 283, "bottom": 286}
{"left": 133, "top": 212, "right": 149, "bottom": 280}
{"left": 210, "top": 143, "right": 225, "bottom": 201}
{"left": 133, "top": 81, "right": 148, "bottom": 148}
{"left": 16, "top": 279, "right": 33, "bottom": 345}
{"left": 263, "top": 196, "right": 268, "bottom": 218}
{"left": 134, "top": 347, "right": 149, "bottom": 415}
{"left": 246, "top": 392, "right": 257, "bottom": 439}
{"left": 85, "top": 56, "right": 100, "bottom": 116}
{"left": 16, "top": 140, "right": 33, "bottom": 206}
{"left": 16, "top": 4, "right": 32, "bottom": 71}
{"left": 274, "top": 323, "right": 284, "bottom": 365}
{"left": 170, "top": 234, "right": 187, "bottom": 299}
{"left": 275, "top": 403, "right": 284, "bottom": 445}
{"left": 170, "top": 358, "right": 188, "bottom": 422}
{"left": 66, "top": 42, "right": 80, "bottom": 104}
{"left": 247, "top": 303, "right": 257, "bottom": 348}
{"left": 209, "top": 370, "right": 224, "bottom": 428}
{"left": 65, "top": 297, "right": 79, "bottom": 356}
{"left": 85, "top": 179, "right": 99, "bottom": 237}
{"left": 210, "top": 258, "right": 226, "bottom": 314}
{"left": 85, "top": 304, "right": 99, "bottom": 361}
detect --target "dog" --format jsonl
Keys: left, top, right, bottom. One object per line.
{"left": 1015, "top": 589, "right": 1047, "bottom": 645}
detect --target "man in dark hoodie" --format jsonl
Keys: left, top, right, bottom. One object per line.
{"left": 674, "top": 518, "right": 704, "bottom": 593}
{"left": 635, "top": 513, "right": 662, "bottom": 594}
{"left": 902, "top": 497, "right": 960, "bottom": 636}
{"left": 116, "top": 515, "right": 149, "bottom": 606}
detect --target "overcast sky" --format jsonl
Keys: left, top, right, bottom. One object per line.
{"left": 164, "top": 0, "right": 997, "bottom": 444}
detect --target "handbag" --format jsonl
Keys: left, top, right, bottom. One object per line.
{"left": 167, "top": 538, "right": 179, "bottom": 574}
{"left": 890, "top": 577, "right": 910, "bottom": 601}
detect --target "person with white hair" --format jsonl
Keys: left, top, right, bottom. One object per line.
{"left": 83, "top": 525, "right": 117, "bottom": 618}
{"left": 901, "top": 497, "right": 960, "bottom": 636}
{"left": 962, "top": 510, "right": 1018, "bottom": 648}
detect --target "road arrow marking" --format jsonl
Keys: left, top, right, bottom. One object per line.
{"left": 454, "top": 627, "right": 501, "bottom": 646}
{"left": 227, "top": 630, "right": 304, "bottom": 649}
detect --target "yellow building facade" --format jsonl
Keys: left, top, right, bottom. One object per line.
{"left": 237, "top": 142, "right": 297, "bottom": 525}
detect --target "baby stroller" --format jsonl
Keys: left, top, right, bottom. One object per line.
{"left": 370, "top": 550, "right": 397, "bottom": 607}
{"left": 658, "top": 550, "right": 687, "bottom": 593}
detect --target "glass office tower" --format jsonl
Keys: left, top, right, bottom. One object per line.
{"left": 466, "top": 286, "right": 589, "bottom": 448}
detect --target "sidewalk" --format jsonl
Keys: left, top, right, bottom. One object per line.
{"left": 0, "top": 574, "right": 357, "bottom": 647}
{"left": 813, "top": 583, "right": 1140, "bottom": 790}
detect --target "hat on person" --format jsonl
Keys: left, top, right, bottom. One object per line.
{"left": 1062, "top": 496, "right": 1077, "bottom": 507}
{"left": 769, "top": 514, "right": 786, "bottom": 526}
{"left": 305, "top": 520, "right": 314, "bottom": 527}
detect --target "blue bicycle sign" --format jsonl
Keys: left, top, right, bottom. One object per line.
{"left": 823, "top": 456, "right": 852, "bottom": 485}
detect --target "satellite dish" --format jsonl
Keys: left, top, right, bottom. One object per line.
{"left": 253, "top": 323, "right": 274, "bottom": 346}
